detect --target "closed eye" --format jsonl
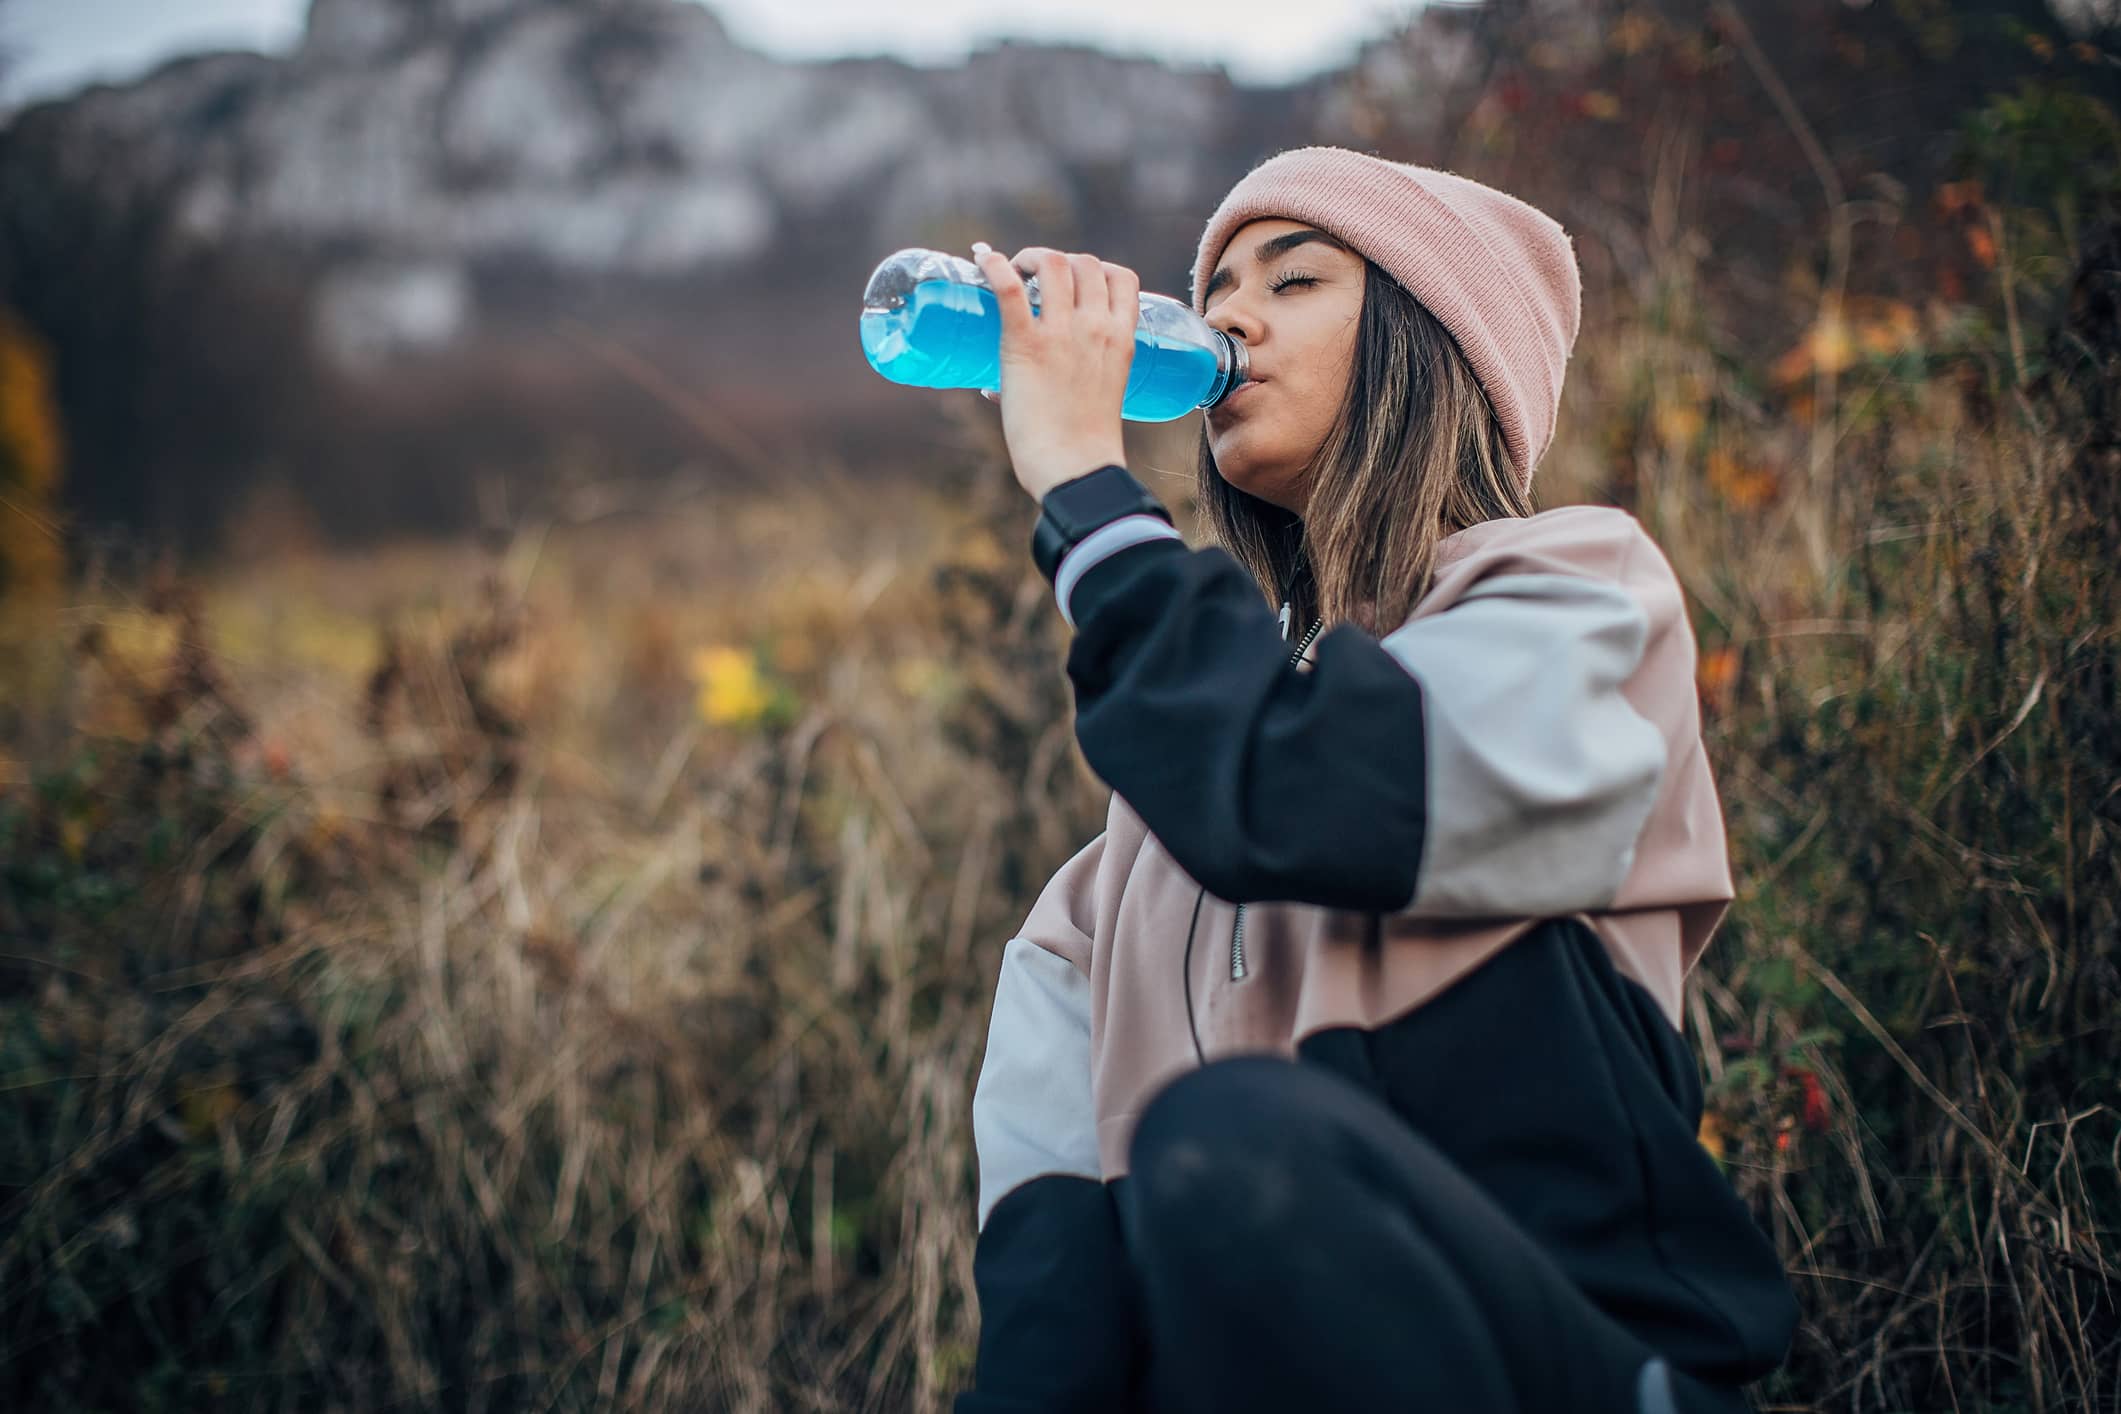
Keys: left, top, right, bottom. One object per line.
{"left": 1268, "top": 272, "right": 1319, "bottom": 294}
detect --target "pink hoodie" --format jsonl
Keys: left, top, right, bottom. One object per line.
{"left": 973, "top": 504, "right": 1731, "bottom": 1211}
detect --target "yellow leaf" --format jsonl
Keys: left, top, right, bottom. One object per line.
{"left": 1697, "top": 1110, "right": 1727, "bottom": 1161}
{"left": 1805, "top": 308, "right": 1855, "bottom": 376}
{"left": 1771, "top": 305, "right": 1855, "bottom": 384}
{"left": 688, "top": 646, "right": 774, "bottom": 727}
{"left": 1653, "top": 401, "right": 1705, "bottom": 448}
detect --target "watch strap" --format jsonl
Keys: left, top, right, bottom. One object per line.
{"left": 1031, "top": 465, "right": 1173, "bottom": 584}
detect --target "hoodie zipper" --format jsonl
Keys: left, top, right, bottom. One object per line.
{"left": 1231, "top": 610, "right": 1325, "bottom": 982}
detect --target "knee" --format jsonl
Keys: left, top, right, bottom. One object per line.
{"left": 1125, "top": 1057, "right": 1314, "bottom": 1247}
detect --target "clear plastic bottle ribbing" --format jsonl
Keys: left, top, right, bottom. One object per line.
{"left": 858, "top": 247, "right": 1248, "bottom": 422}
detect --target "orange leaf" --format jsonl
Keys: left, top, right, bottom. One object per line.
{"left": 1855, "top": 299, "right": 1921, "bottom": 356}
{"left": 1707, "top": 449, "right": 1780, "bottom": 510}
{"left": 1697, "top": 645, "right": 1741, "bottom": 712}
{"left": 1935, "top": 180, "right": 1985, "bottom": 217}
{"left": 1966, "top": 222, "right": 1998, "bottom": 270}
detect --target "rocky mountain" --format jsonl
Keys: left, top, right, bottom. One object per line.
{"left": 0, "top": 0, "right": 1495, "bottom": 538}
{"left": 10, "top": 0, "right": 1451, "bottom": 367}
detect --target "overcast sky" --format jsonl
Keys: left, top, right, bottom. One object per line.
{"left": 2, "top": 0, "right": 1429, "bottom": 105}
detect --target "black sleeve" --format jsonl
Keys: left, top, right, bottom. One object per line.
{"left": 1062, "top": 539, "right": 1428, "bottom": 911}
{"left": 954, "top": 1175, "right": 1147, "bottom": 1413}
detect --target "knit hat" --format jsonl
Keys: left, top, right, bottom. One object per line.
{"left": 1191, "top": 146, "right": 1582, "bottom": 492}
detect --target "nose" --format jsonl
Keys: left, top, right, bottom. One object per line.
{"left": 1206, "top": 297, "right": 1253, "bottom": 347}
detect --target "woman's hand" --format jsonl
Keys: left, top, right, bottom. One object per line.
{"left": 972, "top": 242, "right": 1139, "bottom": 502}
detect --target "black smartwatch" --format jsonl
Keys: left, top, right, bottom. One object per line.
{"left": 1030, "top": 465, "right": 1174, "bottom": 585}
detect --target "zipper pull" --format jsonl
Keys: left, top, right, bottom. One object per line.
{"left": 1278, "top": 602, "right": 1292, "bottom": 641}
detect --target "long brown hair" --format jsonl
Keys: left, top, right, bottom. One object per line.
{"left": 1197, "top": 260, "right": 1534, "bottom": 635}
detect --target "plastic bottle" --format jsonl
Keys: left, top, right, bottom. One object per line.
{"left": 859, "top": 247, "right": 1248, "bottom": 422}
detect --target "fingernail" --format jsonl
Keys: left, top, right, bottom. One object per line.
{"left": 971, "top": 241, "right": 992, "bottom": 258}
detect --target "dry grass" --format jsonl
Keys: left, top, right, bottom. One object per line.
{"left": 0, "top": 429, "right": 1126, "bottom": 1411}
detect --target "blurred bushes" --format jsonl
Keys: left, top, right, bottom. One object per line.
{"left": 1688, "top": 218, "right": 2121, "bottom": 1411}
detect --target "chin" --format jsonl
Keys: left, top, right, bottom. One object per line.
{"left": 1210, "top": 442, "right": 1264, "bottom": 494}
{"left": 1215, "top": 456, "right": 1299, "bottom": 512}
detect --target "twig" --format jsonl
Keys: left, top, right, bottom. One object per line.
{"left": 1918, "top": 670, "right": 2047, "bottom": 813}
{"left": 1783, "top": 938, "right": 2060, "bottom": 1228}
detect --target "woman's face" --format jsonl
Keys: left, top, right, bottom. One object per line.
{"left": 1200, "top": 217, "right": 1366, "bottom": 516}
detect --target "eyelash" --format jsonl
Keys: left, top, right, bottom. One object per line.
{"left": 1206, "top": 270, "right": 1320, "bottom": 305}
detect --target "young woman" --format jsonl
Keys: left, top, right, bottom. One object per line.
{"left": 955, "top": 147, "right": 1798, "bottom": 1414}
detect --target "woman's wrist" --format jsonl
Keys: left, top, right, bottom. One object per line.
{"left": 1021, "top": 448, "right": 1128, "bottom": 503}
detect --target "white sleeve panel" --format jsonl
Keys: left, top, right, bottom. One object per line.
{"left": 972, "top": 936, "right": 1102, "bottom": 1230}
{"left": 1054, "top": 515, "right": 1187, "bottom": 628}
{"left": 1377, "top": 571, "right": 1668, "bottom": 920}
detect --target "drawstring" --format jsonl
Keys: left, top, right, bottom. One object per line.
{"left": 1181, "top": 886, "right": 1208, "bottom": 1067}
{"left": 1276, "top": 537, "right": 1311, "bottom": 616}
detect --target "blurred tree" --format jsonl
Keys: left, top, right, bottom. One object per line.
{"left": 0, "top": 0, "right": 64, "bottom": 597}
{"left": 0, "top": 308, "right": 63, "bottom": 597}
{"left": 0, "top": 121, "right": 335, "bottom": 551}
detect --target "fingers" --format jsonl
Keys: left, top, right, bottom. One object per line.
{"left": 1066, "top": 252, "right": 1108, "bottom": 316}
{"left": 978, "top": 244, "right": 1136, "bottom": 345}
{"left": 973, "top": 241, "right": 1033, "bottom": 341}
{"left": 1011, "top": 247, "right": 1073, "bottom": 328}
{"left": 1102, "top": 260, "right": 1140, "bottom": 322}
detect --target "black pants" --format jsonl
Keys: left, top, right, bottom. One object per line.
{"left": 1121, "top": 918, "right": 1788, "bottom": 1413}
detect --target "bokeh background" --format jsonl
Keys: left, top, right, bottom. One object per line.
{"left": 1, "top": 0, "right": 2117, "bottom": 1409}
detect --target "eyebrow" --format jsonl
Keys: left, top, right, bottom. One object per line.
{"left": 1202, "top": 228, "right": 1351, "bottom": 301}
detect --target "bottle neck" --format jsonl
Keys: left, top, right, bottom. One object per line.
{"left": 1197, "top": 331, "right": 1250, "bottom": 411}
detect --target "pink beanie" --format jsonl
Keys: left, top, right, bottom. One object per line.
{"left": 1191, "top": 146, "right": 1582, "bottom": 492}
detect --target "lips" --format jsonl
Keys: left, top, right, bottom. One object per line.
{"left": 1212, "top": 377, "right": 1266, "bottom": 415}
